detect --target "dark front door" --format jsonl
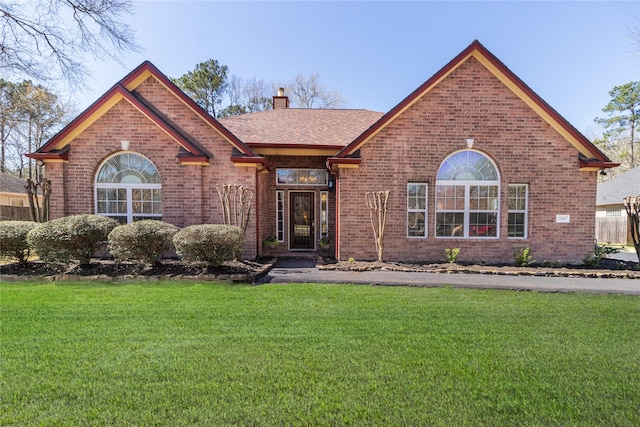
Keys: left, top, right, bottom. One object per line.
{"left": 290, "top": 192, "right": 315, "bottom": 249}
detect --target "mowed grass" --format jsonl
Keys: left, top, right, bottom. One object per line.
{"left": 1, "top": 281, "right": 639, "bottom": 426}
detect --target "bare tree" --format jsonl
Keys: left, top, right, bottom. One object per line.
{"left": 624, "top": 196, "right": 640, "bottom": 262}
{"left": 219, "top": 75, "right": 272, "bottom": 117}
{"left": 0, "top": 0, "right": 139, "bottom": 87}
{"left": 365, "top": 191, "right": 390, "bottom": 263}
{"left": 25, "top": 175, "right": 50, "bottom": 222}
{"left": 285, "top": 73, "right": 345, "bottom": 109}
{"left": 216, "top": 184, "right": 254, "bottom": 233}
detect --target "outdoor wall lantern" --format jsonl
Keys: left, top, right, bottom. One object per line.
{"left": 327, "top": 175, "right": 336, "bottom": 190}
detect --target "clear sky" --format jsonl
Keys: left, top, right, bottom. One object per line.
{"left": 77, "top": 1, "right": 640, "bottom": 136}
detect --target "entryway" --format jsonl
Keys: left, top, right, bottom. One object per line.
{"left": 290, "top": 192, "right": 315, "bottom": 249}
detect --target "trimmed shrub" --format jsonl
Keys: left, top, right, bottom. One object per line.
{"left": 27, "top": 214, "right": 118, "bottom": 264}
{"left": 0, "top": 221, "right": 39, "bottom": 263}
{"left": 173, "top": 224, "right": 244, "bottom": 266}
{"left": 108, "top": 220, "right": 179, "bottom": 265}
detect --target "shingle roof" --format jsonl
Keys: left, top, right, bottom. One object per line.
{"left": 596, "top": 166, "right": 640, "bottom": 206}
{"left": 0, "top": 172, "right": 27, "bottom": 194}
{"left": 218, "top": 109, "right": 383, "bottom": 148}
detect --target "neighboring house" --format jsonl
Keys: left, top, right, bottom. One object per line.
{"left": 28, "top": 41, "right": 616, "bottom": 263}
{"left": 0, "top": 172, "right": 41, "bottom": 221}
{"left": 596, "top": 166, "right": 640, "bottom": 217}
{"left": 595, "top": 166, "right": 640, "bottom": 245}
{"left": 0, "top": 172, "right": 30, "bottom": 208}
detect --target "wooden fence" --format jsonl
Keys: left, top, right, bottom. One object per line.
{"left": 596, "top": 216, "right": 632, "bottom": 245}
{"left": 0, "top": 206, "right": 41, "bottom": 221}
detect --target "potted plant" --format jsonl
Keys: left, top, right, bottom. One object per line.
{"left": 263, "top": 235, "right": 279, "bottom": 250}
{"left": 319, "top": 237, "right": 333, "bottom": 250}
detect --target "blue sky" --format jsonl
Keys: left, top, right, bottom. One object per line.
{"left": 78, "top": 1, "right": 640, "bottom": 136}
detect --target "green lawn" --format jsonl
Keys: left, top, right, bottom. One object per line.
{"left": 1, "top": 281, "right": 639, "bottom": 426}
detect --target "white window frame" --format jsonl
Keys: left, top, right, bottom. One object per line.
{"left": 320, "top": 191, "right": 329, "bottom": 237}
{"left": 276, "top": 190, "right": 285, "bottom": 242}
{"left": 94, "top": 152, "right": 162, "bottom": 224}
{"left": 435, "top": 150, "right": 500, "bottom": 239}
{"left": 407, "top": 183, "right": 428, "bottom": 238}
{"left": 507, "top": 184, "right": 528, "bottom": 239}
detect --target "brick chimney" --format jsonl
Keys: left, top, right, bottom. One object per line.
{"left": 273, "top": 87, "right": 289, "bottom": 110}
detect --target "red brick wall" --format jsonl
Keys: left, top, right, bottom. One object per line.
{"left": 337, "top": 57, "right": 597, "bottom": 264}
{"left": 48, "top": 77, "right": 258, "bottom": 259}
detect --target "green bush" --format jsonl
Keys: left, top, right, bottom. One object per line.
{"left": 173, "top": 224, "right": 244, "bottom": 266}
{"left": 513, "top": 247, "right": 535, "bottom": 267}
{"left": 583, "top": 244, "right": 621, "bottom": 268}
{"left": 444, "top": 247, "right": 460, "bottom": 264}
{"left": 0, "top": 221, "right": 39, "bottom": 263}
{"left": 27, "top": 215, "right": 118, "bottom": 264}
{"left": 108, "top": 220, "right": 179, "bottom": 265}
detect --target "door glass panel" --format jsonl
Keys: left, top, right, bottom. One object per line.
{"left": 290, "top": 192, "right": 315, "bottom": 249}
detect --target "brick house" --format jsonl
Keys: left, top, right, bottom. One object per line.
{"left": 28, "top": 41, "right": 616, "bottom": 263}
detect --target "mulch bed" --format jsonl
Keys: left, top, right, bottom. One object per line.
{"left": 318, "top": 257, "right": 640, "bottom": 279}
{"left": 0, "top": 259, "right": 273, "bottom": 283}
{"left": 2, "top": 257, "right": 639, "bottom": 282}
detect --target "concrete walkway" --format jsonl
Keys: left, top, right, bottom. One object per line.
{"left": 261, "top": 258, "right": 640, "bottom": 295}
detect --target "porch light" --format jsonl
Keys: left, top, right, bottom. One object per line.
{"left": 327, "top": 175, "right": 336, "bottom": 190}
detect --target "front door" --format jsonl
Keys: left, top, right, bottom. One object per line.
{"left": 290, "top": 192, "right": 315, "bottom": 249}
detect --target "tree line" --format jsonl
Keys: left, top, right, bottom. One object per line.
{"left": 0, "top": 80, "right": 68, "bottom": 177}
{"left": 171, "top": 58, "right": 345, "bottom": 118}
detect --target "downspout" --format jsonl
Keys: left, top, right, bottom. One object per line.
{"left": 335, "top": 170, "right": 340, "bottom": 260}
{"left": 255, "top": 168, "right": 260, "bottom": 259}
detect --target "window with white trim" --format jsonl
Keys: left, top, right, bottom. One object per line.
{"left": 507, "top": 184, "right": 528, "bottom": 238}
{"left": 276, "top": 190, "right": 285, "bottom": 241}
{"left": 605, "top": 207, "right": 622, "bottom": 217}
{"left": 407, "top": 183, "right": 427, "bottom": 237}
{"left": 95, "top": 152, "right": 161, "bottom": 224}
{"left": 320, "top": 191, "right": 328, "bottom": 236}
{"left": 435, "top": 150, "right": 499, "bottom": 238}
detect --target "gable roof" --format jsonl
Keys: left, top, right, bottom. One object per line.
{"left": 596, "top": 166, "right": 640, "bottom": 206}
{"left": 329, "top": 40, "right": 616, "bottom": 171}
{"left": 218, "top": 109, "right": 383, "bottom": 155}
{"left": 29, "top": 61, "right": 263, "bottom": 166}
{"left": 0, "top": 172, "right": 27, "bottom": 194}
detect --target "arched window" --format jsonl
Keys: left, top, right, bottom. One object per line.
{"left": 95, "top": 152, "right": 162, "bottom": 223}
{"left": 435, "top": 150, "right": 499, "bottom": 238}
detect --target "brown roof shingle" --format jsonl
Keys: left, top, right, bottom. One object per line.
{"left": 218, "top": 109, "right": 383, "bottom": 148}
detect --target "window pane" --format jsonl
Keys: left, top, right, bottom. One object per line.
{"left": 97, "top": 153, "right": 159, "bottom": 184}
{"left": 508, "top": 185, "right": 526, "bottom": 210}
{"left": 436, "top": 212, "right": 464, "bottom": 237}
{"left": 437, "top": 185, "right": 464, "bottom": 210}
{"left": 469, "top": 213, "right": 497, "bottom": 237}
{"left": 437, "top": 150, "right": 498, "bottom": 181}
{"left": 470, "top": 185, "right": 499, "bottom": 211}
{"left": 407, "top": 184, "right": 426, "bottom": 209}
{"left": 408, "top": 212, "right": 426, "bottom": 237}
{"left": 508, "top": 213, "right": 525, "bottom": 238}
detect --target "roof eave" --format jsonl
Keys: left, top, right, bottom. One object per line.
{"left": 121, "top": 61, "right": 259, "bottom": 159}
{"left": 335, "top": 40, "right": 612, "bottom": 164}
